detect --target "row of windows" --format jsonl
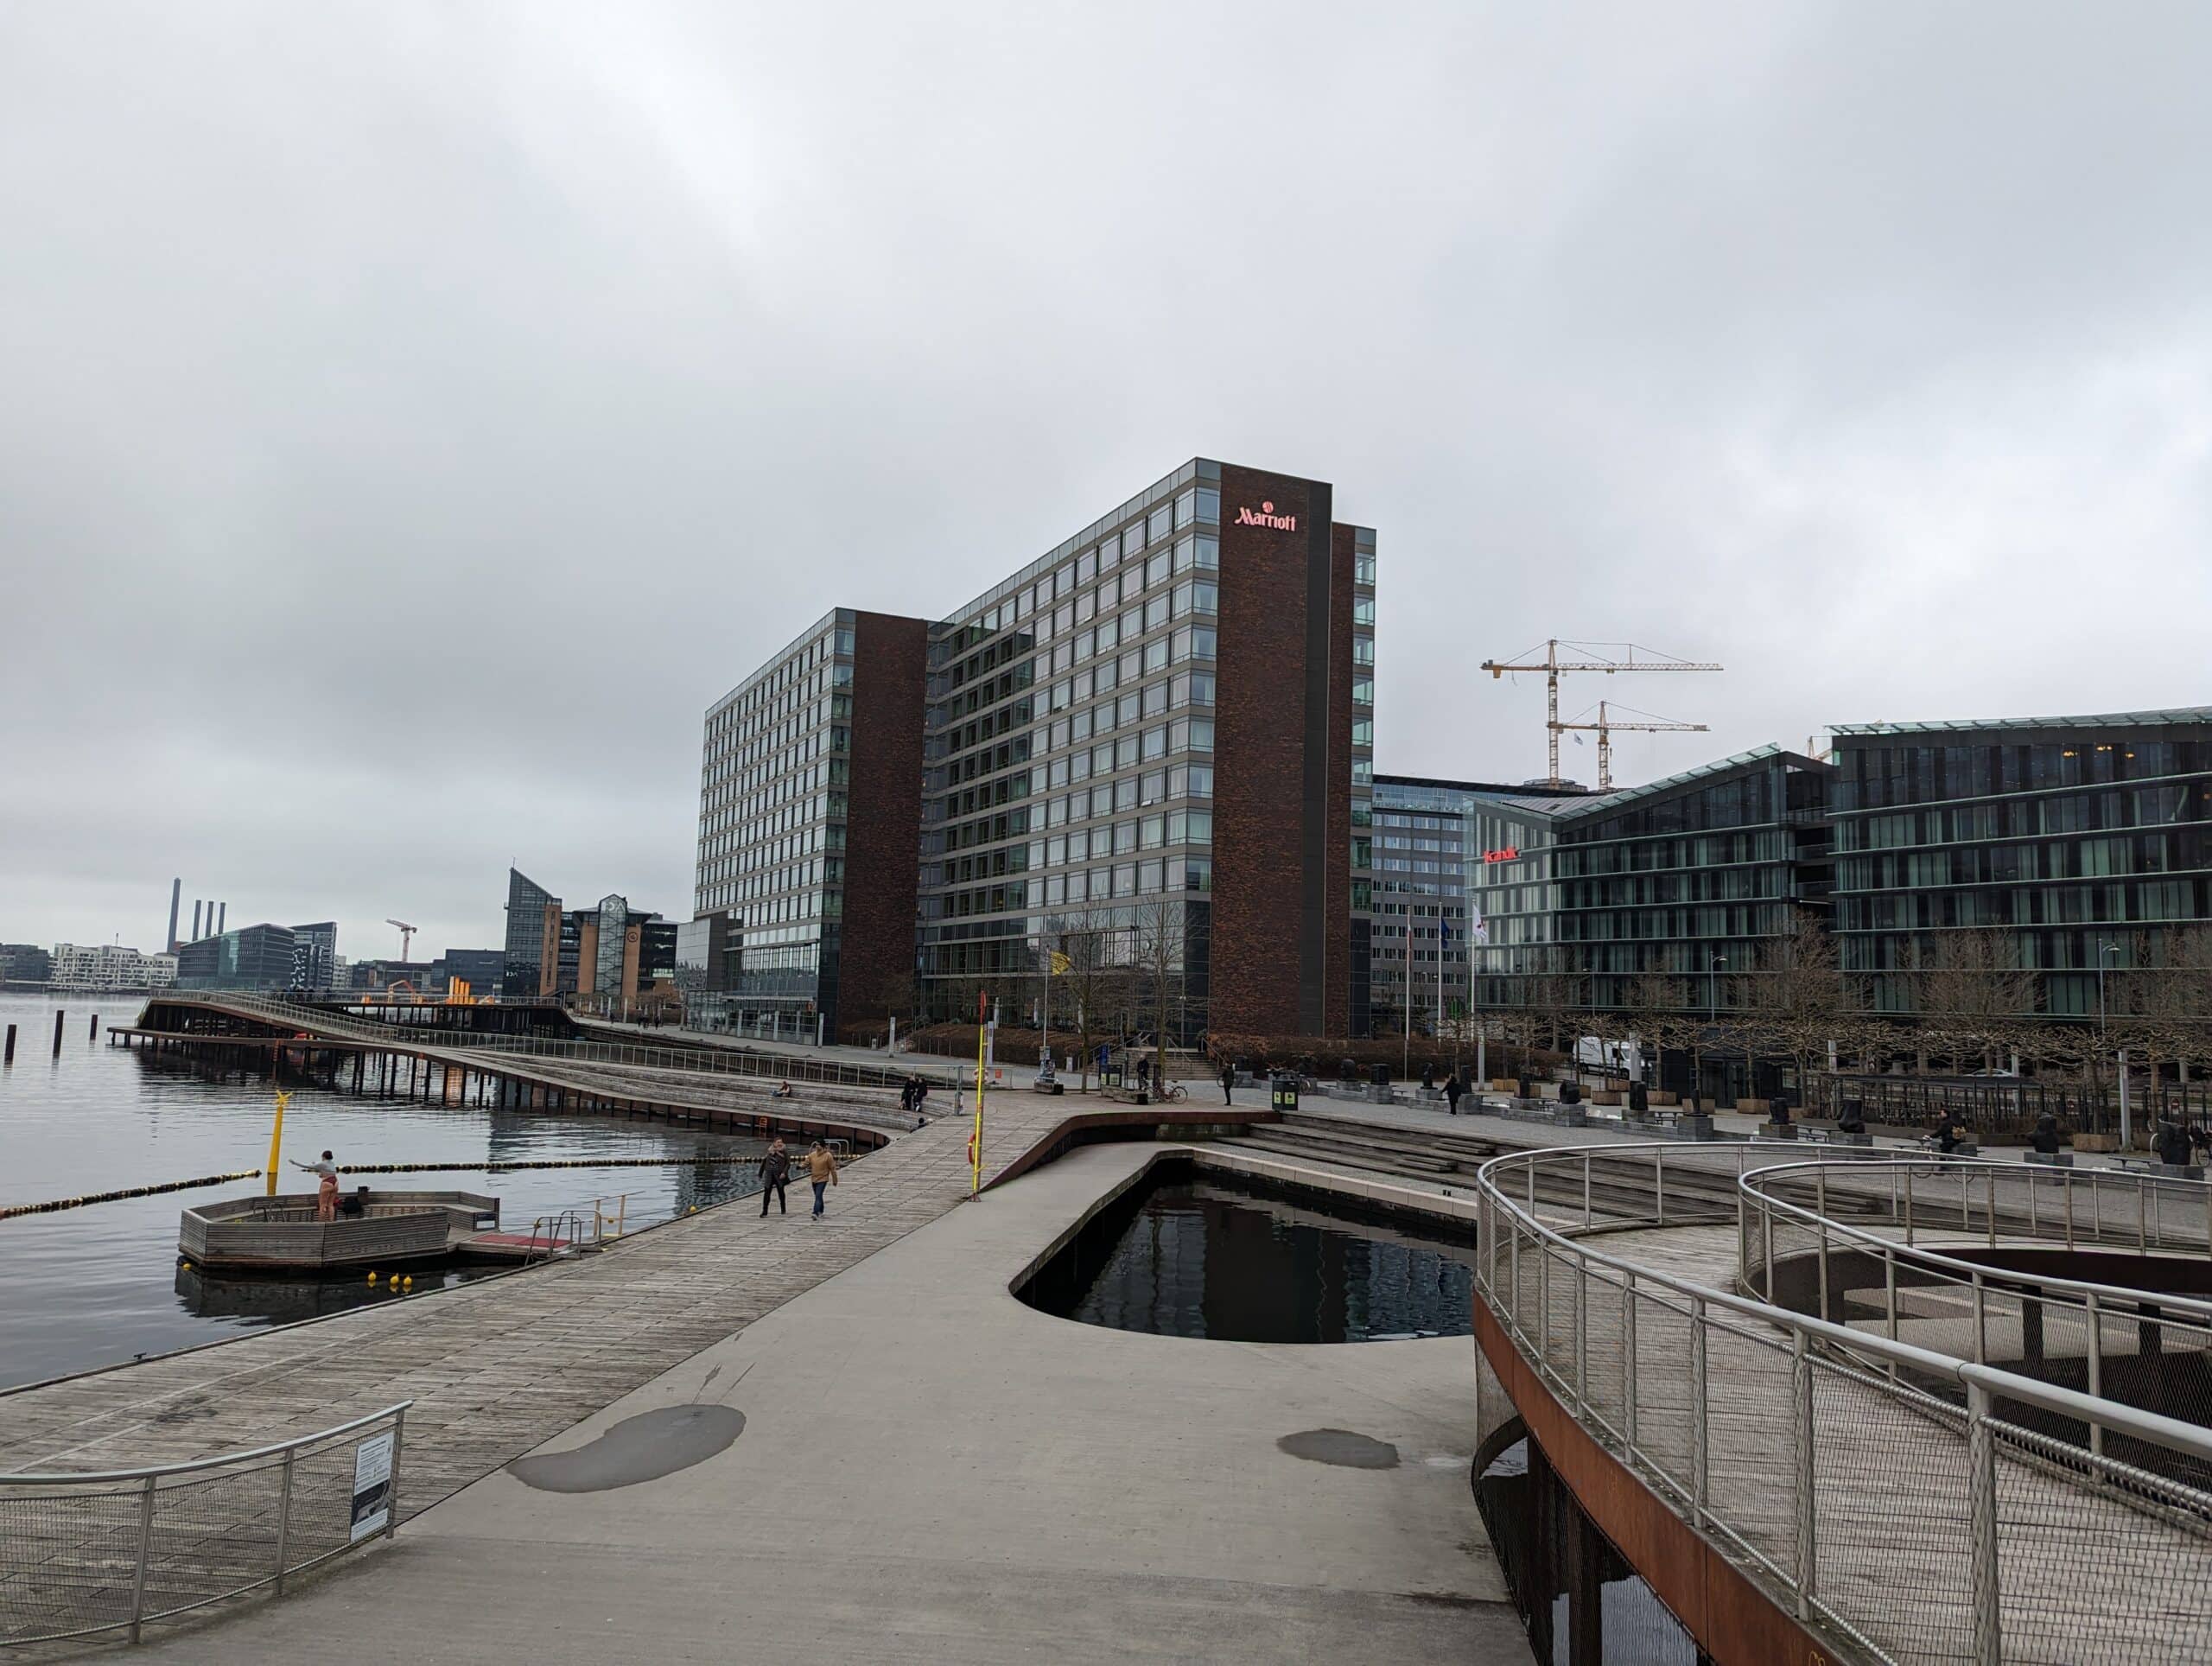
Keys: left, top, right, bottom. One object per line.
{"left": 1838, "top": 785, "right": 2210, "bottom": 851}
{"left": 1554, "top": 830, "right": 1787, "bottom": 877}
{"left": 1834, "top": 880, "right": 2205, "bottom": 932}
{"left": 1835, "top": 830, "right": 2211, "bottom": 889}
{"left": 1833, "top": 738, "right": 2212, "bottom": 811}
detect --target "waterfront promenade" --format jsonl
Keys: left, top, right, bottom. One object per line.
{"left": 122, "top": 1141, "right": 1524, "bottom": 1662}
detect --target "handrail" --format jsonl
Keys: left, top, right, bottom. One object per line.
{"left": 1474, "top": 1142, "right": 2212, "bottom": 1665}
{"left": 1739, "top": 1156, "right": 2212, "bottom": 1324}
{"left": 0, "top": 1401, "right": 412, "bottom": 1485}
{"left": 1478, "top": 1145, "right": 2212, "bottom": 1464}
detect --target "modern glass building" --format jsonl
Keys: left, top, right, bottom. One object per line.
{"left": 696, "top": 607, "right": 927, "bottom": 1040}
{"left": 173, "top": 923, "right": 300, "bottom": 990}
{"left": 501, "top": 868, "right": 560, "bottom": 997}
{"left": 1464, "top": 747, "right": 1836, "bottom": 1016}
{"left": 699, "top": 457, "right": 1372, "bottom": 1045}
{"left": 913, "top": 459, "right": 1370, "bottom": 1041}
{"left": 1828, "top": 709, "right": 2212, "bottom": 1016}
{"left": 1367, "top": 776, "right": 1552, "bottom": 1034}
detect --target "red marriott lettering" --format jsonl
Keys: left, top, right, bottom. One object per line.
{"left": 1483, "top": 846, "right": 1520, "bottom": 864}
{"left": 1234, "top": 499, "right": 1298, "bottom": 531}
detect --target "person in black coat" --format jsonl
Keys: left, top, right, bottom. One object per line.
{"left": 1445, "top": 1072, "right": 1465, "bottom": 1116}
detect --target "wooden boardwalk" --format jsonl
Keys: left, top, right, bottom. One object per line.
{"left": 0, "top": 1095, "right": 1079, "bottom": 1647}
{"left": 1519, "top": 1217, "right": 2212, "bottom": 1663}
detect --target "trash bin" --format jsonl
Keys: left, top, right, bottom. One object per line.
{"left": 1628, "top": 1082, "right": 1649, "bottom": 1115}
{"left": 1559, "top": 1082, "right": 1581, "bottom": 1106}
{"left": 1369, "top": 1063, "right": 1391, "bottom": 1088}
{"left": 1103, "top": 1064, "right": 1122, "bottom": 1088}
{"left": 1271, "top": 1074, "right": 1300, "bottom": 1112}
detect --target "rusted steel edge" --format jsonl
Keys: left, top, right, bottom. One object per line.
{"left": 978, "top": 1107, "right": 1278, "bottom": 1193}
{"left": 1472, "top": 1300, "right": 1848, "bottom": 1666}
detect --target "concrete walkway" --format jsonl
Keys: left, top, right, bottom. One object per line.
{"left": 130, "top": 1142, "right": 1530, "bottom": 1663}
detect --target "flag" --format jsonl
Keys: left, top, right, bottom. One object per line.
{"left": 1468, "top": 900, "right": 1490, "bottom": 945}
{"left": 1440, "top": 917, "right": 1452, "bottom": 945}
{"left": 1050, "top": 951, "right": 1071, "bottom": 976}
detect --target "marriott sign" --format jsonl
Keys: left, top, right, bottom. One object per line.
{"left": 1233, "top": 499, "right": 1298, "bottom": 531}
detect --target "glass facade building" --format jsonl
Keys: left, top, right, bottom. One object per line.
{"left": 1829, "top": 710, "right": 2212, "bottom": 1016}
{"left": 1464, "top": 747, "right": 1835, "bottom": 1015}
{"left": 501, "top": 868, "right": 560, "bottom": 997}
{"left": 699, "top": 457, "right": 1370, "bottom": 1045}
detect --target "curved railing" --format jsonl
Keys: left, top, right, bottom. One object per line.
{"left": 0, "top": 1402, "right": 409, "bottom": 1646}
{"left": 1738, "top": 1156, "right": 2212, "bottom": 1459}
{"left": 1475, "top": 1144, "right": 2212, "bottom": 1665}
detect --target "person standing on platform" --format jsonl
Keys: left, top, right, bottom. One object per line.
{"left": 760, "top": 1137, "right": 791, "bottom": 1217}
{"left": 805, "top": 1140, "right": 839, "bottom": 1221}
{"left": 1220, "top": 1060, "right": 1236, "bottom": 1106}
{"left": 1446, "top": 1072, "right": 1465, "bottom": 1116}
{"left": 290, "top": 1149, "right": 340, "bottom": 1221}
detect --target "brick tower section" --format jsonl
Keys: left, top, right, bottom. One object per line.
{"left": 1211, "top": 466, "right": 1352, "bottom": 1039}
{"left": 839, "top": 612, "right": 929, "bottom": 1039}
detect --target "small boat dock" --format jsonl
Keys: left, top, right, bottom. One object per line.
{"left": 180, "top": 1190, "right": 501, "bottom": 1273}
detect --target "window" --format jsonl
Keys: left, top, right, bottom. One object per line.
{"left": 1353, "top": 719, "right": 1373, "bottom": 747}
{"left": 1146, "top": 550, "right": 1170, "bottom": 589}
{"left": 1188, "top": 717, "right": 1214, "bottom": 751}
{"left": 1144, "top": 637, "right": 1169, "bottom": 672}
{"left": 1143, "top": 725, "right": 1168, "bottom": 760}
{"left": 1139, "top": 858, "right": 1164, "bottom": 893}
{"left": 1197, "top": 487, "right": 1220, "bottom": 524}
{"left": 1185, "top": 857, "right": 1212, "bottom": 892}
{"left": 1191, "top": 626, "right": 1217, "bottom": 659}
{"left": 1141, "top": 813, "right": 1165, "bottom": 849}
{"left": 1148, "top": 505, "right": 1173, "bottom": 545}
{"left": 1352, "top": 677, "right": 1373, "bottom": 706}
{"left": 1353, "top": 635, "right": 1374, "bottom": 665}
{"left": 1142, "top": 681, "right": 1168, "bottom": 718}
{"left": 1189, "top": 766, "right": 1214, "bottom": 797}
{"left": 1353, "top": 597, "right": 1376, "bottom": 626}
{"left": 1356, "top": 552, "right": 1376, "bottom": 585}
{"left": 1145, "top": 595, "right": 1168, "bottom": 633}
{"left": 1190, "top": 580, "right": 1217, "bottom": 614}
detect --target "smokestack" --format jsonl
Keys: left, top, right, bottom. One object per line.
{"left": 168, "top": 880, "right": 181, "bottom": 953}
{"left": 217, "top": 902, "right": 226, "bottom": 935}
{"left": 192, "top": 900, "right": 203, "bottom": 940}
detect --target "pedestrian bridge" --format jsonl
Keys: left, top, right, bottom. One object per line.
{"left": 1473, "top": 1142, "right": 2212, "bottom": 1663}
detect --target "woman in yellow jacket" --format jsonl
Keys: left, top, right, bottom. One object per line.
{"left": 805, "top": 1141, "right": 839, "bottom": 1222}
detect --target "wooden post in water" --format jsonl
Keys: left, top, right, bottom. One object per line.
{"left": 53, "top": 1009, "right": 65, "bottom": 1056}
{"left": 89, "top": 1013, "right": 99, "bottom": 1040}
{"left": 3, "top": 1023, "right": 16, "bottom": 1064}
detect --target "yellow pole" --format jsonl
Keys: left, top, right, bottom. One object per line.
{"left": 264, "top": 1090, "right": 291, "bottom": 1197}
{"left": 970, "top": 1002, "right": 988, "bottom": 1195}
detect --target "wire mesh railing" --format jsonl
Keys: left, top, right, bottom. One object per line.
{"left": 0, "top": 1402, "right": 409, "bottom": 1647}
{"left": 1738, "top": 1156, "right": 2212, "bottom": 1484}
{"left": 144, "top": 992, "right": 919, "bottom": 1097}
{"left": 1476, "top": 1145, "right": 2212, "bottom": 1664}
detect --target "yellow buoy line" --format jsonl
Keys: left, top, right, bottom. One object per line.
{"left": 3, "top": 1154, "right": 769, "bottom": 1221}
{"left": 0, "top": 1169, "right": 265, "bottom": 1219}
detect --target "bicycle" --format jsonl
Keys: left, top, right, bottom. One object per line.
{"left": 1157, "top": 1081, "right": 1187, "bottom": 1104}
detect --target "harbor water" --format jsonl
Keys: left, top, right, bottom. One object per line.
{"left": 0, "top": 992, "right": 767, "bottom": 1390}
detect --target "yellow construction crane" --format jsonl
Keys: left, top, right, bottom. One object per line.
{"left": 1554, "top": 701, "right": 1708, "bottom": 791}
{"left": 1478, "top": 639, "right": 1723, "bottom": 787}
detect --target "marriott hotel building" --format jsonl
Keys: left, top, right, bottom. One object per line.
{"left": 695, "top": 457, "right": 1376, "bottom": 1043}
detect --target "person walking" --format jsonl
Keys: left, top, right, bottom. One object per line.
{"left": 1445, "top": 1071, "right": 1465, "bottom": 1116}
{"left": 289, "top": 1149, "right": 340, "bottom": 1221}
{"left": 805, "top": 1140, "right": 839, "bottom": 1221}
{"left": 1219, "top": 1059, "right": 1236, "bottom": 1106}
{"left": 760, "top": 1137, "right": 791, "bottom": 1216}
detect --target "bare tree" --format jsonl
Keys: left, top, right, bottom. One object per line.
{"left": 1128, "top": 898, "right": 1198, "bottom": 1087}
{"left": 1046, "top": 907, "right": 1131, "bottom": 1093}
{"left": 1910, "top": 928, "right": 2042, "bottom": 1071}
{"left": 1742, "top": 909, "right": 1859, "bottom": 1106}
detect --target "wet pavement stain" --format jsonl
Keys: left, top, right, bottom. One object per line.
{"left": 509, "top": 1404, "right": 746, "bottom": 1492}
{"left": 1276, "top": 1428, "right": 1400, "bottom": 1470}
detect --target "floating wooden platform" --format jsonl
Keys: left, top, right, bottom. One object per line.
{"left": 180, "top": 1191, "right": 499, "bottom": 1272}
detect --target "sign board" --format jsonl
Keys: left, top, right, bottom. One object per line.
{"left": 1483, "top": 847, "right": 1520, "bottom": 864}
{"left": 349, "top": 1431, "right": 395, "bottom": 1542}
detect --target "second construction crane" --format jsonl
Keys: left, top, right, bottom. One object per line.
{"left": 1479, "top": 639, "right": 1722, "bottom": 789}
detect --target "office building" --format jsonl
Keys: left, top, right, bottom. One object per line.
{"left": 696, "top": 609, "right": 927, "bottom": 1040}
{"left": 501, "top": 868, "right": 563, "bottom": 997}
{"left": 173, "top": 924, "right": 297, "bottom": 990}
{"left": 49, "top": 943, "right": 175, "bottom": 990}
{"left": 1, "top": 944, "right": 53, "bottom": 984}
{"left": 1464, "top": 747, "right": 1835, "bottom": 1018}
{"left": 290, "top": 922, "right": 339, "bottom": 990}
{"left": 1828, "top": 709, "right": 2212, "bottom": 1016}
{"left": 1365, "top": 776, "right": 1600, "bottom": 1036}
{"left": 696, "top": 458, "right": 1373, "bottom": 1044}
{"left": 674, "top": 910, "right": 743, "bottom": 1011}
{"left": 438, "top": 948, "right": 505, "bottom": 995}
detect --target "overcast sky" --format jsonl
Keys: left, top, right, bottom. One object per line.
{"left": 3, "top": 3, "right": 2208, "bottom": 962}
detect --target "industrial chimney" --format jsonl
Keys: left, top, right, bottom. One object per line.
{"left": 168, "top": 879, "right": 181, "bottom": 953}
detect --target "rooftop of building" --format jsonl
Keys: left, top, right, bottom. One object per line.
{"left": 1829, "top": 706, "right": 2212, "bottom": 737}
{"left": 1483, "top": 742, "right": 1829, "bottom": 824}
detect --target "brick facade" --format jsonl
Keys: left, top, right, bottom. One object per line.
{"left": 838, "top": 611, "right": 928, "bottom": 1038}
{"left": 1211, "top": 466, "right": 1351, "bottom": 1038}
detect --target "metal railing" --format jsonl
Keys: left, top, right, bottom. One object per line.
{"left": 1738, "top": 1155, "right": 2212, "bottom": 1472}
{"left": 1476, "top": 1144, "right": 2212, "bottom": 1664}
{"left": 0, "top": 1402, "right": 409, "bottom": 1647}
{"left": 144, "top": 993, "right": 921, "bottom": 1101}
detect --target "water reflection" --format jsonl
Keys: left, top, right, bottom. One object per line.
{"left": 0, "top": 991, "right": 767, "bottom": 1387}
{"left": 1020, "top": 1162, "right": 1475, "bottom": 1344}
